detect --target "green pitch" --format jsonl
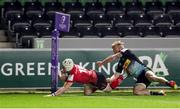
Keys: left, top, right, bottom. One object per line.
{"left": 0, "top": 92, "right": 180, "bottom": 108}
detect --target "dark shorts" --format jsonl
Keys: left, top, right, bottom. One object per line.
{"left": 136, "top": 68, "right": 151, "bottom": 87}
{"left": 93, "top": 72, "right": 107, "bottom": 90}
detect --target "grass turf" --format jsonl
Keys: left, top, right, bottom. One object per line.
{"left": 0, "top": 92, "right": 180, "bottom": 108}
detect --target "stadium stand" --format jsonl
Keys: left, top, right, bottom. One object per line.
{"left": 0, "top": 0, "right": 180, "bottom": 48}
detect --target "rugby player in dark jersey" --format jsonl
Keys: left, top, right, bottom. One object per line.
{"left": 97, "top": 40, "right": 177, "bottom": 96}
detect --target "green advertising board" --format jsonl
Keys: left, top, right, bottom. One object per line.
{"left": 0, "top": 49, "right": 180, "bottom": 88}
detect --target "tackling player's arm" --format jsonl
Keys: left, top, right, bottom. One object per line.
{"left": 96, "top": 52, "right": 121, "bottom": 67}
{"left": 103, "top": 73, "right": 125, "bottom": 92}
{"left": 112, "top": 71, "right": 128, "bottom": 82}
{"left": 108, "top": 71, "right": 128, "bottom": 89}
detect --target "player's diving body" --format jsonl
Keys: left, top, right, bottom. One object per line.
{"left": 47, "top": 58, "right": 114, "bottom": 96}
{"left": 97, "top": 40, "right": 178, "bottom": 96}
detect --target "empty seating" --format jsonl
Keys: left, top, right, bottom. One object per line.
{"left": 3, "top": 0, "right": 23, "bottom": 21}
{"left": 45, "top": 1, "right": 63, "bottom": 20}
{"left": 166, "top": 1, "right": 180, "bottom": 17}
{"left": 0, "top": 0, "right": 180, "bottom": 48}
{"left": 64, "top": 1, "right": 84, "bottom": 20}
{"left": 24, "top": 1, "right": 43, "bottom": 20}
{"left": 145, "top": 1, "right": 164, "bottom": 19}
{"left": 11, "top": 17, "right": 35, "bottom": 48}
{"left": 134, "top": 14, "right": 153, "bottom": 37}
{"left": 100, "top": 27, "right": 118, "bottom": 38}
{"left": 114, "top": 14, "right": 138, "bottom": 37}
{"left": 32, "top": 17, "right": 52, "bottom": 37}
{"left": 154, "top": 14, "right": 173, "bottom": 37}
{"left": 126, "top": 1, "right": 144, "bottom": 18}
{"left": 76, "top": 26, "right": 99, "bottom": 38}
{"left": 20, "top": 34, "right": 36, "bottom": 48}
{"left": 11, "top": 17, "right": 31, "bottom": 34}
{"left": 61, "top": 27, "right": 79, "bottom": 38}
{"left": 74, "top": 15, "right": 93, "bottom": 29}
{"left": 85, "top": 1, "right": 104, "bottom": 20}
{"left": 94, "top": 16, "right": 113, "bottom": 37}
{"left": 105, "top": 1, "right": 124, "bottom": 20}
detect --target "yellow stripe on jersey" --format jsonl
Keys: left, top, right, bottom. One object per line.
{"left": 123, "top": 59, "right": 131, "bottom": 70}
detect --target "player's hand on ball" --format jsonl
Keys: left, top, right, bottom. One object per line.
{"left": 96, "top": 61, "right": 103, "bottom": 67}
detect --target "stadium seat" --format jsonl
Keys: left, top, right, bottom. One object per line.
{"left": 61, "top": 27, "right": 79, "bottom": 38}
{"left": 73, "top": 15, "right": 93, "bottom": 29}
{"left": 3, "top": 0, "right": 23, "bottom": 21}
{"left": 167, "top": 13, "right": 180, "bottom": 37}
{"left": 114, "top": 15, "right": 133, "bottom": 28}
{"left": 116, "top": 26, "right": 139, "bottom": 37}
{"left": 145, "top": 1, "right": 164, "bottom": 19}
{"left": 163, "top": 26, "right": 179, "bottom": 37}
{"left": 173, "top": 15, "right": 180, "bottom": 27}
{"left": 12, "top": 21, "right": 35, "bottom": 48}
{"left": 45, "top": 1, "right": 63, "bottom": 20}
{"left": 99, "top": 27, "right": 119, "bottom": 38}
{"left": 134, "top": 14, "right": 153, "bottom": 37}
{"left": 114, "top": 15, "right": 137, "bottom": 37}
{"left": 154, "top": 14, "right": 173, "bottom": 37}
{"left": 76, "top": 26, "right": 99, "bottom": 38}
{"left": 125, "top": 1, "right": 144, "bottom": 18}
{"left": 166, "top": 1, "right": 180, "bottom": 17}
{"left": 24, "top": 1, "right": 43, "bottom": 20}
{"left": 32, "top": 17, "right": 52, "bottom": 37}
{"left": 2, "top": 0, "right": 23, "bottom": 31}
{"left": 154, "top": 14, "right": 173, "bottom": 26}
{"left": 20, "top": 34, "right": 37, "bottom": 48}
{"left": 64, "top": 1, "right": 85, "bottom": 20}
{"left": 11, "top": 17, "right": 31, "bottom": 34}
{"left": 155, "top": 14, "right": 179, "bottom": 37}
{"left": 94, "top": 16, "right": 113, "bottom": 37}
{"left": 105, "top": 1, "right": 124, "bottom": 20}
{"left": 140, "top": 26, "right": 159, "bottom": 37}
{"left": 85, "top": 1, "right": 105, "bottom": 20}
{"left": 0, "top": 6, "right": 2, "bottom": 29}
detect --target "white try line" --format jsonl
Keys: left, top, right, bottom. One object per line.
{"left": 0, "top": 108, "right": 180, "bottom": 109}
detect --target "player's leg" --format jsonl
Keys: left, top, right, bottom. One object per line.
{"left": 145, "top": 70, "right": 177, "bottom": 89}
{"left": 133, "top": 83, "right": 150, "bottom": 95}
{"left": 145, "top": 70, "right": 168, "bottom": 84}
{"left": 133, "top": 84, "right": 166, "bottom": 96}
{"left": 134, "top": 70, "right": 166, "bottom": 96}
{"left": 84, "top": 84, "right": 97, "bottom": 96}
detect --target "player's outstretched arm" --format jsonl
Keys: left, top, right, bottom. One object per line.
{"left": 54, "top": 82, "right": 73, "bottom": 96}
{"left": 45, "top": 82, "right": 73, "bottom": 97}
{"left": 96, "top": 52, "right": 121, "bottom": 67}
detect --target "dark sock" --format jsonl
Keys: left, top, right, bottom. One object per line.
{"left": 150, "top": 91, "right": 164, "bottom": 96}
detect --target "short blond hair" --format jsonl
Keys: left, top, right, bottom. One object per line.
{"left": 112, "top": 40, "right": 124, "bottom": 47}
